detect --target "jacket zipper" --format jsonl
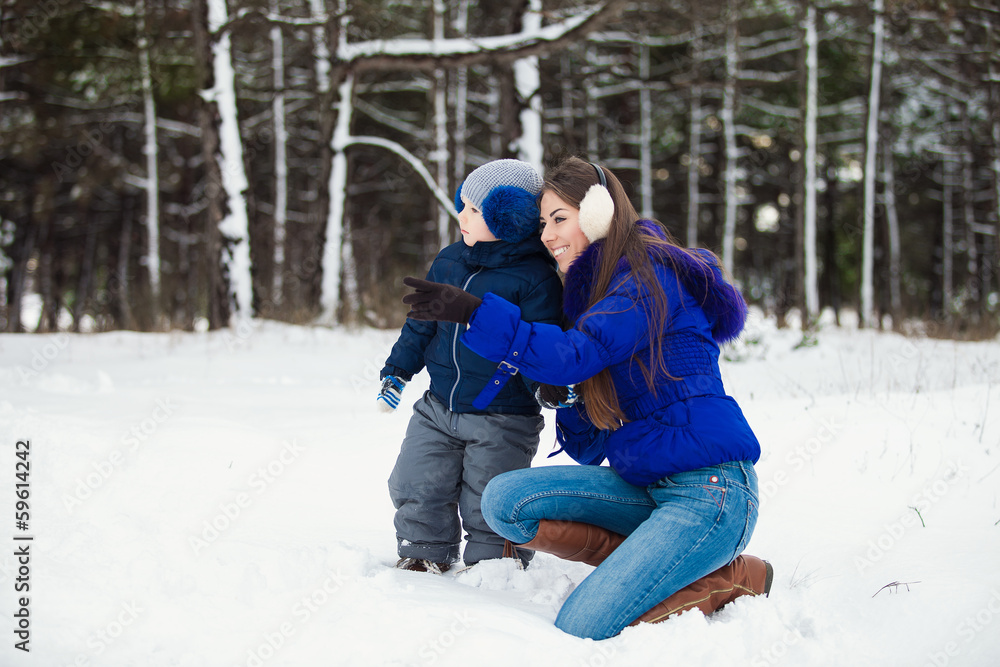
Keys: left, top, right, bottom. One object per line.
{"left": 448, "top": 269, "right": 482, "bottom": 412}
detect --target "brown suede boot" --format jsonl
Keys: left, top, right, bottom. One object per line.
{"left": 630, "top": 555, "right": 773, "bottom": 625}
{"left": 518, "top": 519, "right": 626, "bottom": 567}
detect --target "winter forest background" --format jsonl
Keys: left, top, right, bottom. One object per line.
{"left": 1, "top": 0, "right": 999, "bottom": 337}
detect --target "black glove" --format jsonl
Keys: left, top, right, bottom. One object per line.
{"left": 402, "top": 276, "right": 482, "bottom": 324}
{"left": 535, "top": 383, "right": 579, "bottom": 409}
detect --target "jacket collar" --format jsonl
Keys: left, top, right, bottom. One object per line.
{"left": 461, "top": 234, "right": 555, "bottom": 270}
{"left": 561, "top": 220, "right": 748, "bottom": 343}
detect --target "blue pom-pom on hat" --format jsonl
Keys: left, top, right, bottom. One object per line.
{"left": 454, "top": 159, "right": 544, "bottom": 243}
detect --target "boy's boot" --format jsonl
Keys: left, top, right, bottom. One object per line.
{"left": 395, "top": 557, "right": 451, "bottom": 574}
{"left": 629, "top": 555, "right": 773, "bottom": 625}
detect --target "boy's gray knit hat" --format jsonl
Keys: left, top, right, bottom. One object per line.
{"left": 454, "top": 159, "right": 544, "bottom": 243}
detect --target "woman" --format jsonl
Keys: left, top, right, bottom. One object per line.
{"left": 402, "top": 156, "right": 770, "bottom": 640}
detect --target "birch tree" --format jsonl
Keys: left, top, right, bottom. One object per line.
{"left": 270, "top": 0, "right": 288, "bottom": 305}
{"left": 961, "top": 103, "right": 979, "bottom": 309}
{"left": 720, "top": 0, "right": 740, "bottom": 275}
{"left": 638, "top": 34, "right": 653, "bottom": 220}
{"left": 585, "top": 44, "right": 601, "bottom": 158}
{"left": 802, "top": 0, "right": 819, "bottom": 320}
{"left": 686, "top": 16, "right": 704, "bottom": 247}
{"left": 320, "top": 70, "right": 354, "bottom": 324}
{"left": 432, "top": 0, "right": 450, "bottom": 248}
{"left": 942, "top": 156, "right": 955, "bottom": 319}
{"left": 138, "top": 0, "right": 160, "bottom": 310}
{"left": 882, "top": 142, "right": 902, "bottom": 318}
{"left": 514, "top": 0, "right": 544, "bottom": 173}
{"left": 860, "top": 0, "right": 885, "bottom": 328}
{"left": 206, "top": 0, "right": 253, "bottom": 322}
{"left": 990, "top": 16, "right": 1000, "bottom": 289}
{"left": 451, "top": 0, "right": 470, "bottom": 191}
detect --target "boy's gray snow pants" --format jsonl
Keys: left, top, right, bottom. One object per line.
{"left": 388, "top": 391, "right": 542, "bottom": 565}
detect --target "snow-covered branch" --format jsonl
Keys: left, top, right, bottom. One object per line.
{"left": 209, "top": 6, "right": 340, "bottom": 39}
{"left": 343, "top": 0, "right": 628, "bottom": 72}
{"left": 741, "top": 38, "right": 800, "bottom": 62}
{"left": 737, "top": 69, "right": 796, "bottom": 83}
{"left": 742, "top": 95, "right": 865, "bottom": 120}
{"left": 0, "top": 55, "right": 33, "bottom": 69}
{"left": 353, "top": 98, "right": 430, "bottom": 141}
{"left": 344, "top": 135, "right": 458, "bottom": 220}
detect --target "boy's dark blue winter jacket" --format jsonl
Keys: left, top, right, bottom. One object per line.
{"left": 382, "top": 235, "right": 562, "bottom": 415}
{"left": 460, "top": 220, "right": 761, "bottom": 485}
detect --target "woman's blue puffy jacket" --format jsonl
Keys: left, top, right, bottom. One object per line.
{"left": 460, "top": 221, "right": 761, "bottom": 485}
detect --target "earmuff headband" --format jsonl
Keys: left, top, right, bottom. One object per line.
{"left": 591, "top": 162, "right": 607, "bottom": 188}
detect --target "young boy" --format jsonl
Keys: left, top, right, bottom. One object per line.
{"left": 379, "top": 159, "right": 562, "bottom": 573}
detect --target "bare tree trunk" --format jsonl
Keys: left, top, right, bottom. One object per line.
{"left": 193, "top": 0, "right": 230, "bottom": 329}
{"left": 37, "top": 220, "right": 54, "bottom": 333}
{"left": 802, "top": 0, "right": 819, "bottom": 322}
{"left": 488, "top": 72, "right": 502, "bottom": 158}
{"left": 451, "top": 0, "right": 469, "bottom": 194}
{"left": 860, "top": 0, "right": 885, "bottom": 328}
{"left": 309, "top": 0, "right": 336, "bottom": 317}
{"left": 0, "top": 233, "right": 9, "bottom": 331}
{"left": 514, "top": 0, "right": 543, "bottom": 172}
{"left": 942, "top": 157, "right": 955, "bottom": 322}
{"left": 432, "top": 0, "right": 450, "bottom": 248}
{"left": 271, "top": 0, "right": 288, "bottom": 308}
{"left": 989, "top": 18, "right": 1000, "bottom": 309}
{"left": 882, "top": 142, "right": 902, "bottom": 322}
{"left": 116, "top": 196, "right": 134, "bottom": 330}
{"left": 720, "top": 0, "right": 739, "bottom": 275}
{"left": 0, "top": 0, "right": 8, "bottom": 331}
{"left": 498, "top": 67, "right": 519, "bottom": 160}
{"left": 73, "top": 220, "right": 98, "bottom": 332}
{"left": 321, "top": 70, "right": 354, "bottom": 324}
{"left": 823, "top": 168, "right": 841, "bottom": 325}
{"left": 586, "top": 45, "right": 600, "bottom": 158}
{"left": 138, "top": 0, "right": 160, "bottom": 314}
{"left": 961, "top": 103, "right": 979, "bottom": 315}
{"left": 686, "top": 18, "right": 703, "bottom": 247}
{"left": 208, "top": 0, "right": 253, "bottom": 322}
{"left": 638, "top": 35, "right": 653, "bottom": 220}
{"left": 792, "top": 2, "right": 806, "bottom": 321}
{"left": 449, "top": 0, "right": 469, "bottom": 196}
{"left": 559, "top": 53, "right": 574, "bottom": 146}
{"left": 5, "top": 216, "right": 38, "bottom": 333}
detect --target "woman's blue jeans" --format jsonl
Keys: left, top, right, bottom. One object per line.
{"left": 480, "top": 460, "right": 759, "bottom": 640}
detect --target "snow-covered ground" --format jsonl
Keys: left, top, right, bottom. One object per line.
{"left": 1, "top": 310, "right": 999, "bottom": 666}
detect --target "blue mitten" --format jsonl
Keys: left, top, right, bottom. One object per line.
{"left": 377, "top": 375, "right": 407, "bottom": 412}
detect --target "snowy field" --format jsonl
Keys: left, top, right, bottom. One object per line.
{"left": 1, "top": 310, "right": 999, "bottom": 667}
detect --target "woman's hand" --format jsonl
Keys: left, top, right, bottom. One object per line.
{"left": 402, "top": 277, "right": 483, "bottom": 324}
{"left": 535, "top": 383, "right": 579, "bottom": 409}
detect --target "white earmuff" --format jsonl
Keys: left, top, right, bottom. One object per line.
{"left": 577, "top": 163, "right": 614, "bottom": 242}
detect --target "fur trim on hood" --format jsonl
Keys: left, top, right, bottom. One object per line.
{"left": 562, "top": 220, "right": 748, "bottom": 344}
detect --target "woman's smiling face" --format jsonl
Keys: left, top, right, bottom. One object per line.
{"left": 539, "top": 190, "right": 591, "bottom": 273}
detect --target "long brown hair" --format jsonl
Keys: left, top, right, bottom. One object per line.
{"left": 543, "top": 156, "right": 687, "bottom": 430}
